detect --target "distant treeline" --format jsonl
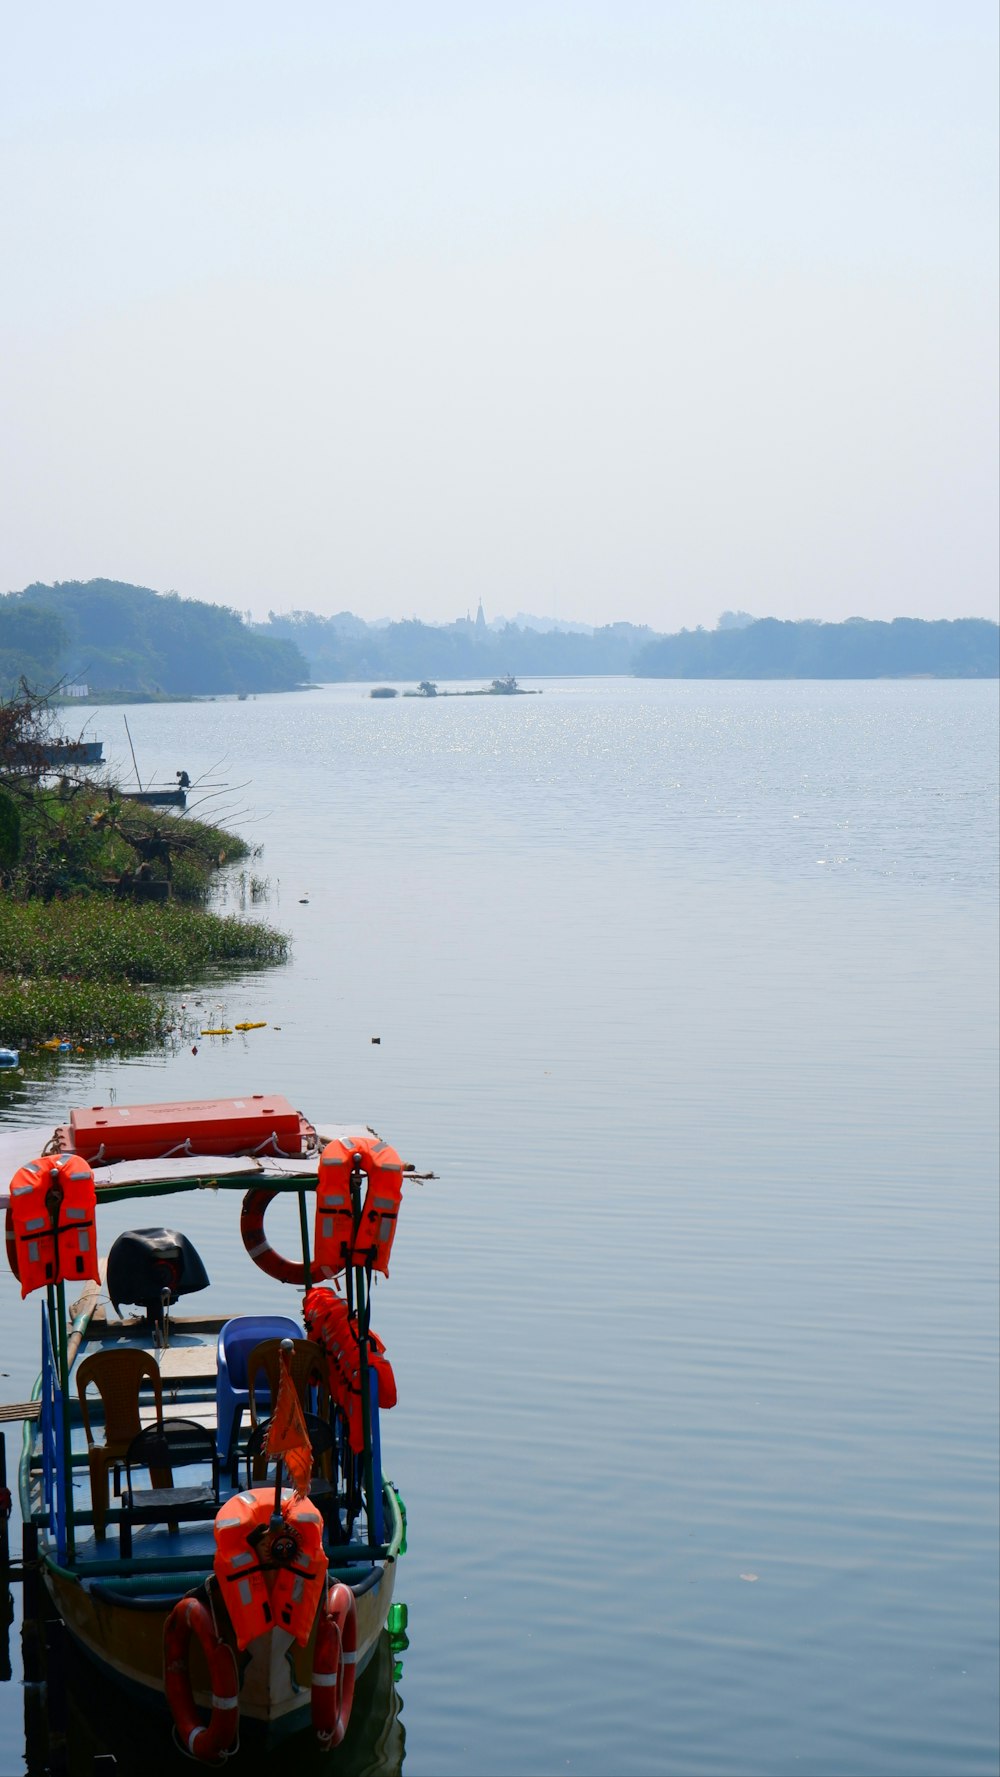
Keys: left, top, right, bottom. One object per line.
{"left": 1, "top": 583, "right": 995, "bottom": 695}
{"left": 635, "top": 618, "right": 999, "bottom": 679}
{"left": 255, "top": 610, "right": 654, "bottom": 681}
{"left": 0, "top": 581, "right": 307, "bottom": 696}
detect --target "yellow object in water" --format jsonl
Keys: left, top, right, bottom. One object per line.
{"left": 41, "top": 1039, "right": 62, "bottom": 1050}
{"left": 234, "top": 1021, "right": 267, "bottom": 1031}
{"left": 200, "top": 1027, "right": 233, "bottom": 1036}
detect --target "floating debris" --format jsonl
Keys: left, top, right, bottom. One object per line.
{"left": 234, "top": 1021, "right": 267, "bottom": 1031}
{"left": 200, "top": 1028, "right": 233, "bottom": 1037}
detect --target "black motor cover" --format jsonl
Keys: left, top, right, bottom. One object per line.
{"left": 106, "top": 1228, "right": 209, "bottom": 1319}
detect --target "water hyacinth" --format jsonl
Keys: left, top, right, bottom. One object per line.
{"left": 0, "top": 977, "right": 167, "bottom": 1045}
{"left": 0, "top": 900, "right": 287, "bottom": 985}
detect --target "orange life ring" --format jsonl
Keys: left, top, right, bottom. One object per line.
{"left": 164, "top": 1596, "right": 239, "bottom": 1763}
{"left": 240, "top": 1187, "right": 305, "bottom": 1287}
{"left": 312, "top": 1580, "right": 357, "bottom": 1749}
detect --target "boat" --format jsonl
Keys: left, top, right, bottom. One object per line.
{"left": 39, "top": 739, "right": 105, "bottom": 767}
{"left": 0, "top": 737, "right": 104, "bottom": 771}
{"left": 2, "top": 1094, "right": 414, "bottom": 1762}
{"left": 120, "top": 787, "right": 187, "bottom": 807}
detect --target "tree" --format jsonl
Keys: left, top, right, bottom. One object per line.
{"left": 0, "top": 792, "right": 20, "bottom": 869}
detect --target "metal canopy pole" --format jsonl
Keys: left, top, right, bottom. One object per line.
{"left": 297, "top": 1187, "right": 312, "bottom": 1290}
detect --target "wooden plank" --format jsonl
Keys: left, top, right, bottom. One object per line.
{"left": 0, "top": 1401, "right": 40, "bottom": 1422}
{"left": 156, "top": 1346, "right": 218, "bottom": 1381}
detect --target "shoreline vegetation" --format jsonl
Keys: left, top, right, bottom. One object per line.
{"left": 0, "top": 687, "right": 287, "bottom": 1052}
{"left": 0, "top": 582, "right": 995, "bottom": 701}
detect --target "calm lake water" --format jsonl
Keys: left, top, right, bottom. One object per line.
{"left": 0, "top": 677, "right": 997, "bottom": 1776}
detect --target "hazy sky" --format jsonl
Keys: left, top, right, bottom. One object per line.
{"left": 2, "top": 3, "right": 997, "bottom": 630}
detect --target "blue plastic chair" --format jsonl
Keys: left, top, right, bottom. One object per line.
{"left": 215, "top": 1314, "right": 303, "bottom": 1475}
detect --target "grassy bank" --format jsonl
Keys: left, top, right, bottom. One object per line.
{"left": 0, "top": 899, "right": 286, "bottom": 984}
{"left": 0, "top": 977, "right": 167, "bottom": 1047}
{"left": 0, "top": 897, "right": 287, "bottom": 1049}
{"left": 9, "top": 788, "right": 251, "bottom": 903}
{"left": 0, "top": 700, "right": 288, "bottom": 1049}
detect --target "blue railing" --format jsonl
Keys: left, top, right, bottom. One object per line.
{"left": 369, "top": 1369, "right": 384, "bottom": 1545}
{"left": 39, "top": 1304, "right": 67, "bottom": 1561}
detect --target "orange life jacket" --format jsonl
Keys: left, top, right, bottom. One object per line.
{"left": 213, "top": 1488, "right": 328, "bottom": 1650}
{"left": 330, "top": 1323, "right": 396, "bottom": 1454}
{"left": 314, "top": 1135, "right": 404, "bottom": 1277}
{"left": 312, "top": 1144, "right": 357, "bottom": 1280}
{"left": 303, "top": 1286, "right": 397, "bottom": 1455}
{"left": 7, "top": 1153, "right": 99, "bottom": 1299}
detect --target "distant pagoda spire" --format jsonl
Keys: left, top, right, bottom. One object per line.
{"left": 475, "top": 599, "right": 487, "bottom": 631}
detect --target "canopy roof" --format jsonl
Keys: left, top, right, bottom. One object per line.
{"left": 0, "top": 1121, "right": 379, "bottom": 1206}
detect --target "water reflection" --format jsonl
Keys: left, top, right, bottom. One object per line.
{"left": 22, "top": 1618, "right": 406, "bottom": 1776}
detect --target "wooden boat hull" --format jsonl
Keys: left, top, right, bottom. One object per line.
{"left": 45, "top": 1597, "right": 405, "bottom": 1775}
{"left": 43, "top": 1549, "right": 397, "bottom": 1744}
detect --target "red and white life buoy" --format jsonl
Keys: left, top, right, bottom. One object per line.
{"left": 164, "top": 1596, "right": 240, "bottom": 1763}
{"left": 312, "top": 1580, "right": 357, "bottom": 1750}
{"left": 240, "top": 1187, "right": 305, "bottom": 1287}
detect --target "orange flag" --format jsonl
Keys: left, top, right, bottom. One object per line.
{"left": 265, "top": 1357, "right": 313, "bottom": 1497}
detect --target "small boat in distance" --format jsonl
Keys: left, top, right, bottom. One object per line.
{"left": 39, "top": 738, "right": 105, "bottom": 766}
{"left": 120, "top": 786, "right": 187, "bottom": 807}
{"left": 0, "top": 737, "right": 105, "bottom": 770}
{"left": 5, "top": 1094, "right": 415, "bottom": 1760}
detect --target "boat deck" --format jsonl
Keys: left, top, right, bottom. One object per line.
{"left": 32, "top": 1311, "right": 382, "bottom": 1578}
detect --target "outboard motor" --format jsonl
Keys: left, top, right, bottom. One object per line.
{"left": 106, "top": 1229, "right": 209, "bottom": 1337}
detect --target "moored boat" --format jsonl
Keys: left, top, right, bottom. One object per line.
{"left": 39, "top": 739, "right": 105, "bottom": 767}
{"left": 120, "top": 786, "right": 187, "bottom": 807}
{"left": 4, "top": 1095, "right": 416, "bottom": 1760}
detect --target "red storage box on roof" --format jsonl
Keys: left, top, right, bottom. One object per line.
{"left": 56, "top": 1095, "right": 312, "bottom": 1165}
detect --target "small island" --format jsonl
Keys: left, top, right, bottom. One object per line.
{"left": 400, "top": 676, "right": 541, "bottom": 698}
